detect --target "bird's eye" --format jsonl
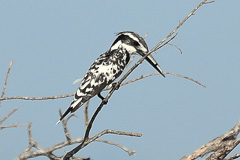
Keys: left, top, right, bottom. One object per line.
{"left": 133, "top": 41, "right": 140, "bottom": 46}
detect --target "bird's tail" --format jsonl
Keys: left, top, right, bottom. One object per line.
{"left": 56, "top": 97, "right": 85, "bottom": 125}
{"left": 56, "top": 107, "right": 73, "bottom": 125}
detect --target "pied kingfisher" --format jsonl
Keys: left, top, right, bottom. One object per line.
{"left": 56, "top": 31, "right": 165, "bottom": 124}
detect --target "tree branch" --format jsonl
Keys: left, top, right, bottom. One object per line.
{"left": 0, "top": 60, "right": 14, "bottom": 107}
{"left": 167, "top": 43, "right": 183, "bottom": 54}
{"left": 96, "top": 139, "right": 136, "bottom": 156}
{"left": 16, "top": 122, "right": 140, "bottom": 160}
{"left": 0, "top": 123, "right": 28, "bottom": 130}
{"left": 111, "top": 71, "right": 206, "bottom": 89}
{"left": 0, "top": 107, "right": 18, "bottom": 125}
{"left": 0, "top": 94, "right": 74, "bottom": 101}
{"left": 150, "top": 0, "right": 209, "bottom": 53}
{"left": 59, "top": 109, "right": 76, "bottom": 142}
{"left": 84, "top": 100, "right": 90, "bottom": 129}
{"left": 181, "top": 120, "right": 240, "bottom": 160}
{"left": 225, "top": 153, "right": 240, "bottom": 160}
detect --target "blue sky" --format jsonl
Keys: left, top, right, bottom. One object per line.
{"left": 1, "top": 0, "right": 240, "bottom": 160}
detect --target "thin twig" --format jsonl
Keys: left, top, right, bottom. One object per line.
{"left": 0, "top": 94, "right": 74, "bottom": 101}
{"left": 205, "top": 0, "right": 215, "bottom": 4}
{"left": 84, "top": 100, "right": 90, "bottom": 128}
{"left": 90, "top": 129, "right": 142, "bottom": 142}
{"left": 96, "top": 139, "right": 136, "bottom": 156}
{"left": 1, "top": 71, "right": 206, "bottom": 102}
{"left": 143, "top": 33, "right": 148, "bottom": 39}
{"left": 225, "top": 153, "right": 240, "bottom": 160}
{"left": 0, "top": 60, "right": 14, "bottom": 107}
{"left": 149, "top": 0, "right": 208, "bottom": 53}
{"left": 168, "top": 43, "right": 183, "bottom": 54}
{"left": 166, "top": 72, "right": 206, "bottom": 88}
{"left": 0, "top": 123, "right": 28, "bottom": 130}
{"left": 153, "top": 33, "right": 178, "bottom": 52}
{"left": 59, "top": 109, "right": 73, "bottom": 142}
{"left": 108, "top": 72, "right": 206, "bottom": 89}
{"left": 0, "top": 71, "right": 206, "bottom": 102}
{"left": 0, "top": 108, "right": 18, "bottom": 125}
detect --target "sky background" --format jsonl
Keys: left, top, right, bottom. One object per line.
{"left": 0, "top": 0, "right": 240, "bottom": 160}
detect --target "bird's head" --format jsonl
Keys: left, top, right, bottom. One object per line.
{"left": 110, "top": 31, "right": 165, "bottom": 77}
{"left": 110, "top": 31, "right": 148, "bottom": 55}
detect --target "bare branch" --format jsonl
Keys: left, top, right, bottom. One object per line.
{"left": 0, "top": 60, "right": 14, "bottom": 107}
{"left": 150, "top": 0, "right": 209, "bottom": 53}
{"left": 27, "top": 123, "right": 33, "bottom": 142}
{"left": 205, "top": 0, "right": 215, "bottom": 4}
{"left": 166, "top": 72, "right": 206, "bottom": 88}
{"left": 16, "top": 121, "right": 86, "bottom": 160}
{"left": 153, "top": 33, "right": 178, "bottom": 52}
{"left": 28, "top": 123, "right": 42, "bottom": 150}
{"left": 206, "top": 138, "right": 240, "bottom": 160}
{"left": 84, "top": 100, "right": 90, "bottom": 128}
{"left": 0, "top": 107, "right": 18, "bottom": 125}
{"left": 167, "top": 43, "right": 183, "bottom": 54}
{"left": 1, "top": 71, "right": 206, "bottom": 103}
{"left": 0, "top": 123, "right": 28, "bottom": 130}
{"left": 225, "top": 153, "right": 240, "bottom": 160}
{"left": 89, "top": 129, "right": 142, "bottom": 143}
{"left": 181, "top": 120, "right": 240, "bottom": 160}
{"left": 143, "top": 33, "right": 148, "bottom": 39}
{"left": 118, "top": 72, "right": 206, "bottom": 89}
{"left": 59, "top": 109, "right": 76, "bottom": 142}
{"left": 16, "top": 125, "right": 140, "bottom": 160}
{"left": 63, "top": 112, "right": 142, "bottom": 160}
{"left": 63, "top": 100, "right": 109, "bottom": 159}
{"left": 0, "top": 93, "right": 74, "bottom": 101}
{"left": 96, "top": 139, "right": 136, "bottom": 156}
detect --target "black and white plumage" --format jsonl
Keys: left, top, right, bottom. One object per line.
{"left": 56, "top": 31, "right": 165, "bottom": 125}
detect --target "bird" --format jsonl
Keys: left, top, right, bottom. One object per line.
{"left": 56, "top": 31, "right": 165, "bottom": 125}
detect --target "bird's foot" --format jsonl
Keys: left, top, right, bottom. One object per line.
{"left": 112, "top": 82, "right": 120, "bottom": 90}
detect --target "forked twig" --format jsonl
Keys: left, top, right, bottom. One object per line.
{"left": 59, "top": 109, "right": 74, "bottom": 142}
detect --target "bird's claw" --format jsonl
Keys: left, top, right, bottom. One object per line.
{"left": 112, "top": 82, "right": 119, "bottom": 90}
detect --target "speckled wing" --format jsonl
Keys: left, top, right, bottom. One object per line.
{"left": 70, "top": 49, "right": 130, "bottom": 112}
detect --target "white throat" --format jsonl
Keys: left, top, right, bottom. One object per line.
{"left": 110, "top": 41, "right": 137, "bottom": 54}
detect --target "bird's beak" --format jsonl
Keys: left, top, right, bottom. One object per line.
{"left": 138, "top": 50, "right": 165, "bottom": 77}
